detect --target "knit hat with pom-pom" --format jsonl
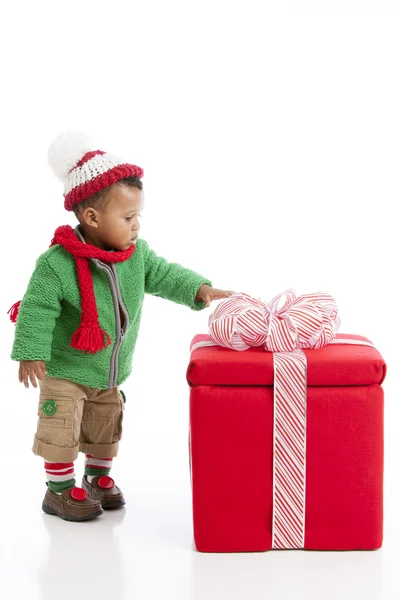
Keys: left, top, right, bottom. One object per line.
{"left": 48, "top": 130, "right": 144, "bottom": 211}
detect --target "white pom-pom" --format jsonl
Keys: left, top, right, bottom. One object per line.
{"left": 47, "top": 130, "right": 92, "bottom": 181}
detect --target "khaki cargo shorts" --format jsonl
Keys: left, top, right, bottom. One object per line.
{"left": 32, "top": 375, "right": 125, "bottom": 463}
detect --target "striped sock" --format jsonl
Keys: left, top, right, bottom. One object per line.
{"left": 45, "top": 462, "right": 76, "bottom": 494}
{"left": 84, "top": 455, "right": 113, "bottom": 483}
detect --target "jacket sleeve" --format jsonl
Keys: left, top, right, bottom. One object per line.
{"left": 141, "top": 239, "right": 212, "bottom": 311}
{"left": 10, "top": 254, "right": 63, "bottom": 362}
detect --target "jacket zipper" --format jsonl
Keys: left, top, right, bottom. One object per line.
{"left": 92, "top": 261, "right": 130, "bottom": 388}
{"left": 110, "top": 263, "right": 130, "bottom": 387}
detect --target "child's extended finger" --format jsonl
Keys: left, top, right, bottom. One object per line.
{"left": 29, "top": 371, "right": 38, "bottom": 389}
{"left": 35, "top": 365, "right": 45, "bottom": 381}
{"left": 22, "top": 371, "right": 29, "bottom": 388}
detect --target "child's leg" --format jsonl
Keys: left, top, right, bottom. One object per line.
{"left": 33, "top": 375, "right": 104, "bottom": 521}
{"left": 79, "top": 387, "right": 125, "bottom": 459}
{"left": 84, "top": 456, "right": 113, "bottom": 482}
{"left": 79, "top": 387, "right": 126, "bottom": 509}
{"left": 45, "top": 461, "right": 76, "bottom": 494}
{"left": 33, "top": 375, "right": 84, "bottom": 464}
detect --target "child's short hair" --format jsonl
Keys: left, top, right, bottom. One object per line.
{"left": 73, "top": 175, "right": 143, "bottom": 218}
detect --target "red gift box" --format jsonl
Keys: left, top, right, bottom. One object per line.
{"left": 187, "top": 333, "right": 386, "bottom": 553}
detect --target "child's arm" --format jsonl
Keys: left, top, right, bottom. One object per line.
{"left": 142, "top": 240, "right": 213, "bottom": 310}
{"left": 11, "top": 254, "right": 63, "bottom": 385}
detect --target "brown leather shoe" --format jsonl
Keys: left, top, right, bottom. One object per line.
{"left": 82, "top": 475, "right": 126, "bottom": 509}
{"left": 42, "top": 485, "right": 103, "bottom": 521}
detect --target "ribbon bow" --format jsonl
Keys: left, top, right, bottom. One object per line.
{"left": 208, "top": 290, "right": 340, "bottom": 353}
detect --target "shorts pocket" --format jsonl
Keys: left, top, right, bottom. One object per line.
{"left": 36, "top": 393, "right": 78, "bottom": 448}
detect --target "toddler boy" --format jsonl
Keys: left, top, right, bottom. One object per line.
{"left": 10, "top": 131, "right": 233, "bottom": 521}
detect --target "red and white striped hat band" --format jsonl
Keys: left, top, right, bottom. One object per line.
{"left": 191, "top": 290, "right": 374, "bottom": 549}
{"left": 64, "top": 149, "right": 144, "bottom": 211}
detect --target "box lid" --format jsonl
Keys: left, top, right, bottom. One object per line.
{"left": 187, "top": 333, "right": 386, "bottom": 387}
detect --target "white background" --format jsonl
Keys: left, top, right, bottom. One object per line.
{"left": 0, "top": 1, "right": 399, "bottom": 598}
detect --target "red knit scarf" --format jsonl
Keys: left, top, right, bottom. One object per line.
{"left": 8, "top": 225, "right": 135, "bottom": 354}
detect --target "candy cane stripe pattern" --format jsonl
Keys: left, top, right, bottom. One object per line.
{"left": 206, "top": 290, "right": 340, "bottom": 549}
{"left": 273, "top": 350, "right": 307, "bottom": 549}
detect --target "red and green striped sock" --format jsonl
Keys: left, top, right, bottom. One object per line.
{"left": 45, "top": 461, "right": 76, "bottom": 494}
{"left": 84, "top": 455, "right": 113, "bottom": 482}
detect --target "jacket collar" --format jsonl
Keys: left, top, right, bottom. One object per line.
{"left": 74, "top": 225, "right": 86, "bottom": 244}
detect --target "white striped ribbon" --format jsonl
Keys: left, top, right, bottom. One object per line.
{"left": 272, "top": 350, "right": 307, "bottom": 549}
{"left": 190, "top": 290, "right": 375, "bottom": 549}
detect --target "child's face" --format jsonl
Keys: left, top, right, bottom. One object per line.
{"left": 81, "top": 184, "right": 144, "bottom": 251}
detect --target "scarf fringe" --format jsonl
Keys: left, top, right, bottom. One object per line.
{"left": 70, "top": 325, "right": 112, "bottom": 354}
{"left": 8, "top": 301, "right": 21, "bottom": 323}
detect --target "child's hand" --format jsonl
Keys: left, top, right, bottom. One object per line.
{"left": 195, "top": 284, "right": 235, "bottom": 308}
{"left": 19, "top": 360, "right": 47, "bottom": 389}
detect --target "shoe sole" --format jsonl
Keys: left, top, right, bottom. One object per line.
{"left": 102, "top": 500, "right": 126, "bottom": 510}
{"left": 42, "top": 502, "right": 104, "bottom": 522}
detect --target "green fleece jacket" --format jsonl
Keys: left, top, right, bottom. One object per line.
{"left": 11, "top": 233, "right": 211, "bottom": 389}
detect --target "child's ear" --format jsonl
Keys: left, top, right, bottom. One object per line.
{"left": 83, "top": 207, "right": 100, "bottom": 228}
